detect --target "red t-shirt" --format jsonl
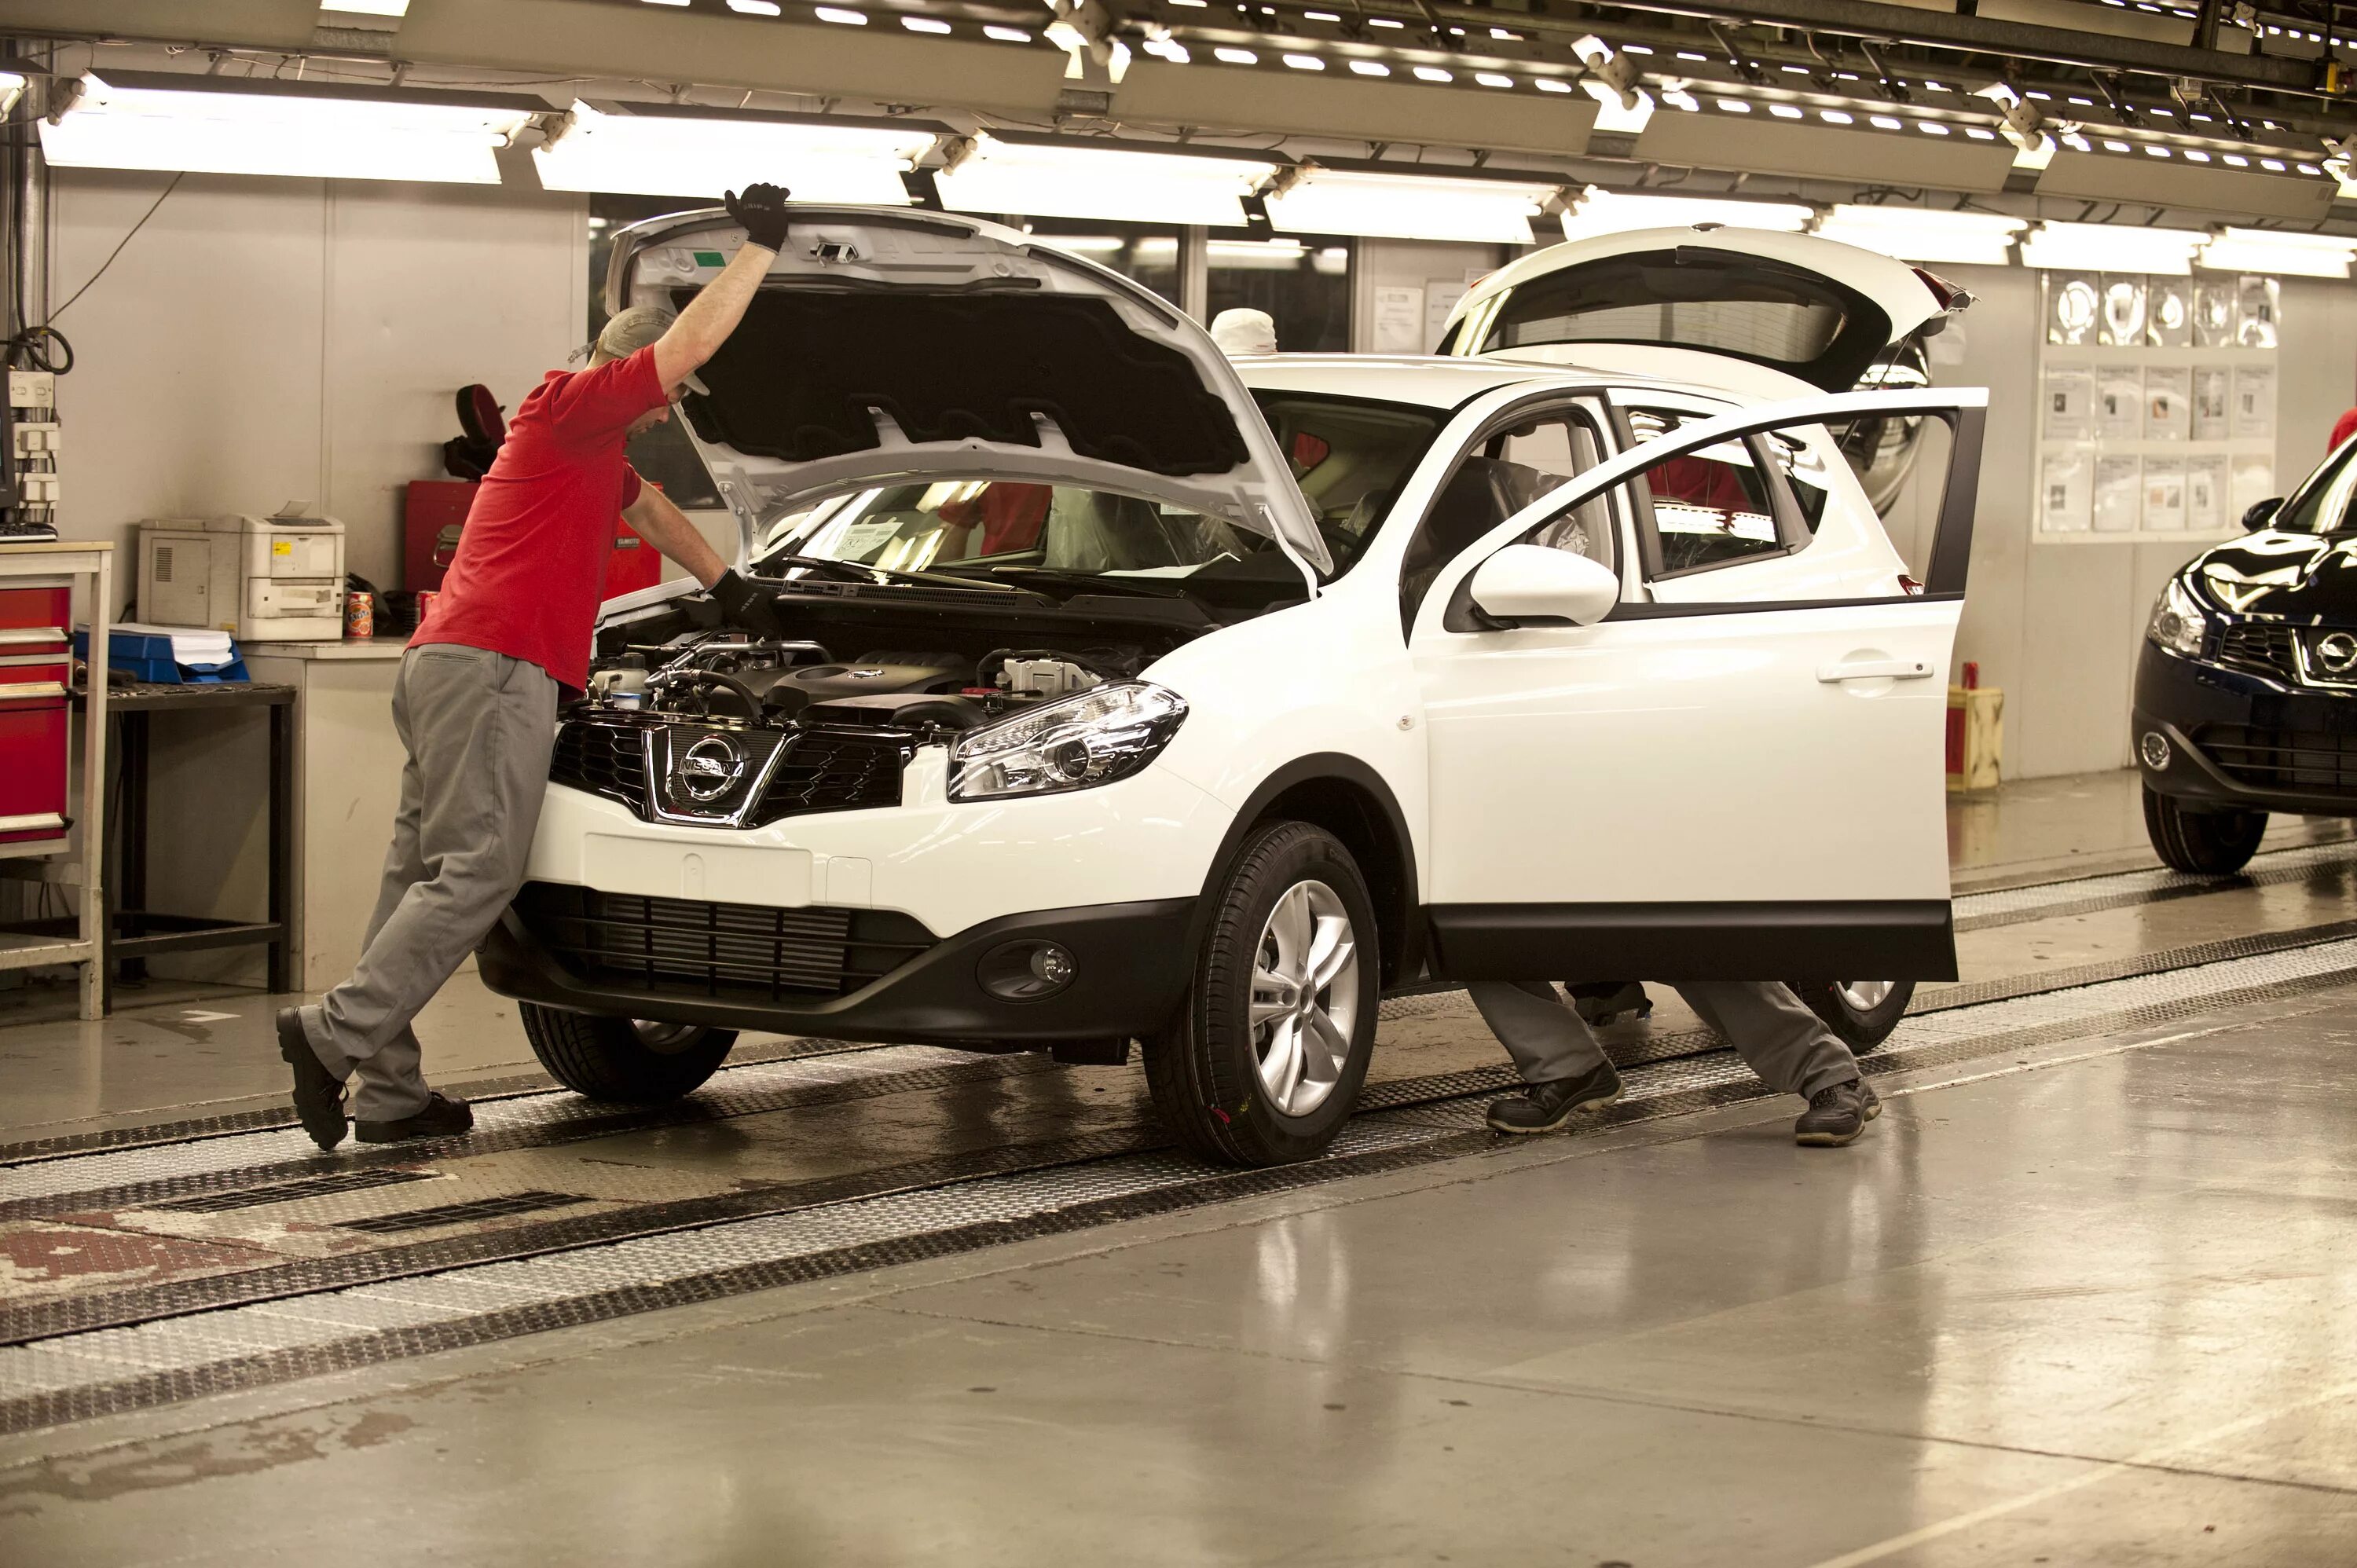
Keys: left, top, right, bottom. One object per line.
{"left": 412, "top": 346, "right": 666, "bottom": 691}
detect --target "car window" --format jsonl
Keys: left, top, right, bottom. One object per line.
{"left": 1498, "top": 419, "right": 1615, "bottom": 573}
{"left": 1401, "top": 403, "right": 1612, "bottom": 632}
{"left": 1626, "top": 408, "right": 1787, "bottom": 577}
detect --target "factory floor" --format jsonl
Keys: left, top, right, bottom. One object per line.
{"left": 2, "top": 768, "right": 2355, "bottom": 1566}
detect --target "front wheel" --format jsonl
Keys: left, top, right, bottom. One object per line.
{"left": 2143, "top": 784, "right": 2266, "bottom": 875}
{"left": 1790, "top": 980, "right": 1915, "bottom": 1052}
{"left": 1144, "top": 821, "right": 1380, "bottom": 1167}
{"left": 520, "top": 1005, "right": 737, "bottom": 1102}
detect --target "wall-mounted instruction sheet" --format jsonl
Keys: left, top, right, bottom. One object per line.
{"left": 2037, "top": 271, "right": 2281, "bottom": 544}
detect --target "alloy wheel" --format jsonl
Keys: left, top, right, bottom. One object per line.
{"left": 1246, "top": 879, "right": 1361, "bottom": 1117}
{"left": 1834, "top": 981, "right": 1896, "bottom": 1013}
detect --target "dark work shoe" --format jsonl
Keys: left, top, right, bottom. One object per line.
{"left": 355, "top": 1092, "right": 475, "bottom": 1145}
{"left": 1569, "top": 981, "right": 1651, "bottom": 1028}
{"left": 1794, "top": 1079, "right": 1883, "bottom": 1147}
{"left": 1486, "top": 1061, "right": 1623, "bottom": 1134}
{"left": 277, "top": 1007, "right": 347, "bottom": 1152}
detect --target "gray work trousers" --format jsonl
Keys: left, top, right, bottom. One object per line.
{"left": 1469, "top": 980, "right": 1860, "bottom": 1101}
{"left": 299, "top": 644, "right": 559, "bottom": 1121}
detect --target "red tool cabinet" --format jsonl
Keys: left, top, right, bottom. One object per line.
{"left": 0, "top": 580, "right": 71, "bottom": 847}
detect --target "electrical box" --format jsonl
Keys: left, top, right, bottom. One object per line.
{"left": 138, "top": 507, "right": 347, "bottom": 642}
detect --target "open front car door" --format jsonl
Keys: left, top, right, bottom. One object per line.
{"left": 1409, "top": 387, "right": 1985, "bottom": 982}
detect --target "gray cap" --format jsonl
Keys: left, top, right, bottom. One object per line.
{"left": 590, "top": 305, "right": 676, "bottom": 365}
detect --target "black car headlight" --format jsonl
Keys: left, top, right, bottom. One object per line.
{"left": 950, "top": 682, "right": 1188, "bottom": 802}
{"left": 2146, "top": 577, "right": 2210, "bottom": 659}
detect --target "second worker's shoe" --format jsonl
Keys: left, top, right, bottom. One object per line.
{"left": 277, "top": 1007, "right": 347, "bottom": 1152}
{"left": 1486, "top": 1061, "right": 1623, "bottom": 1135}
{"left": 1794, "top": 1079, "right": 1883, "bottom": 1147}
{"left": 355, "top": 1092, "right": 476, "bottom": 1145}
{"left": 1568, "top": 981, "right": 1651, "bottom": 1028}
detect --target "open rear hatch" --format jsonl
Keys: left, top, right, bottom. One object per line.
{"left": 607, "top": 206, "right": 1329, "bottom": 575}
{"left": 1439, "top": 227, "right": 1968, "bottom": 391}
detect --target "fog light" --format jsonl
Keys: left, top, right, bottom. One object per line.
{"left": 2140, "top": 731, "right": 2171, "bottom": 770}
{"left": 978, "top": 939, "right": 1076, "bottom": 1002}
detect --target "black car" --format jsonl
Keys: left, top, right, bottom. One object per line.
{"left": 2135, "top": 442, "right": 2357, "bottom": 873}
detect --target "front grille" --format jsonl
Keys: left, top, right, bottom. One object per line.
{"left": 513, "top": 882, "right": 935, "bottom": 1002}
{"left": 549, "top": 720, "right": 904, "bottom": 826}
{"left": 2198, "top": 725, "right": 2357, "bottom": 797}
{"left": 2214, "top": 621, "right": 2299, "bottom": 683}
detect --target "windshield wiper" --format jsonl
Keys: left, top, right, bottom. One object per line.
{"left": 764, "top": 554, "right": 1033, "bottom": 594}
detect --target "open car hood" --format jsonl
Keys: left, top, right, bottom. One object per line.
{"left": 1439, "top": 227, "right": 1967, "bottom": 392}
{"left": 608, "top": 206, "right": 1329, "bottom": 575}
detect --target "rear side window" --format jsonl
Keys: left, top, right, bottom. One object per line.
{"left": 1626, "top": 408, "right": 1786, "bottom": 576}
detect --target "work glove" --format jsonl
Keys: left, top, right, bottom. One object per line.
{"left": 710, "top": 568, "right": 786, "bottom": 639}
{"left": 724, "top": 184, "right": 794, "bottom": 252}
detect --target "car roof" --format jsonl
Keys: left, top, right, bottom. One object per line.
{"left": 1233, "top": 354, "right": 1659, "bottom": 410}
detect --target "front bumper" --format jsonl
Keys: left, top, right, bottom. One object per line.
{"left": 2134, "top": 642, "right": 2357, "bottom": 816}
{"left": 478, "top": 893, "right": 1199, "bottom": 1049}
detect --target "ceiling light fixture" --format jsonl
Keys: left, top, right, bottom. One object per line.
{"left": 1265, "top": 168, "right": 1557, "bottom": 243}
{"left": 2019, "top": 220, "right": 2205, "bottom": 273}
{"left": 533, "top": 101, "right": 936, "bottom": 203}
{"left": 2197, "top": 226, "right": 2357, "bottom": 279}
{"left": 937, "top": 135, "right": 1275, "bottom": 226}
{"left": 1812, "top": 204, "right": 2025, "bottom": 266}
{"left": 1567, "top": 188, "right": 1812, "bottom": 236}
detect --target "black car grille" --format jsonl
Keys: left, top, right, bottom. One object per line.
{"left": 548, "top": 720, "right": 904, "bottom": 826}
{"left": 2214, "top": 621, "right": 2299, "bottom": 683}
{"left": 2198, "top": 725, "right": 2357, "bottom": 797}
{"left": 513, "top": 882, "right": 935, "bottom": 1001}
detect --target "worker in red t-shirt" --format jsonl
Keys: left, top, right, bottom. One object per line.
{"left": 276, "top": 186, "right": 794, "bottom": 1151}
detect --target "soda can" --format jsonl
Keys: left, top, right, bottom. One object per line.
{"left": 414, "top": 589, "right": 438, "bottom": 627}
{"left": 345, "top": 591, "right": 375, "bottom": 640}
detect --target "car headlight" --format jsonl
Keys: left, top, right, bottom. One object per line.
{"left": 2146, "top": 577, "right": 2211, "bottom": 659}
{"left": 950, "top": 682, "right": 1188, "bottom": 801}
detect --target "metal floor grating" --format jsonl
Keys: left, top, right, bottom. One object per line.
{"left": 6, "top": 932, "right": 2356, "bottom": 1434}
{"left": 1951, "top": 838, "right": 2357, "bottom": 931}
{"left": 148, "top": 1167, "right": 439, "bottom": 1214}
{"left": 336, "top": 1191, "right": 592, "bottom": 1236}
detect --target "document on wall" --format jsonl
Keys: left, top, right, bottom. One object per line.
{"left": 2093, "top": 455, "right": 2142, "bottom": 533}
{"left": 1371, "top": 285, "right": 1425, "bottom": 354}
{"left": 2238, "top": 276, "right": 2282, "bottom": 348}
{"left": 2232, "top": 365, "right": 2277, "bottom": 440}
{"left": 2231, "top": 454, "right": 2277, "bottom": 520}
{"left": 2187, "top": 455, "right": 2229, "bottom": 533}
{"left": 2099, "top": 276, "right": 2149, "bottom": 346}
{"left": 2041, "top": 365, "right": 2093, "bottom": 441}
{"left": 2192, "top": 368, "right": 2231, "bottom": 441}
{"left": 2040, "top": 449, "right": 2094, "bottom": 533}
{"left": 2143, "top": 366, "right": 2192, "bottom": 441}
{"left": 2142, "top": 456, "right": 2187, "bottom": 531}
{"left": 1424, "top": 280, "right": 1470, "bottom": 346}
{"left": 2095, "top": 365, "right": 2143, "bottom": 441}
{"left": 2146, "top": 278, "right": 2193, "bottom": 346}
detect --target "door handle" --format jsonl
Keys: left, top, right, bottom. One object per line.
{"left": 1816, "top": 659, "right": 1934, "bottom": 683}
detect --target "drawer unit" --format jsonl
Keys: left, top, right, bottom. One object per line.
{"left": 0, "top": 581, "right": 70, "bottom": 657}
{"left": 0, "top": 654, "right": 69, "bottom": 846}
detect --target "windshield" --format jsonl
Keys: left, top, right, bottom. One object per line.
{"left": 2271, "top": 441, "right": 2357, "bottom": 534}
{"left": 750, "top": 391, "right": 1444, "bottom": 592}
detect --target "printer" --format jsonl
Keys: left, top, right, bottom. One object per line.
{"left": 137, "top": 505, "right": 346, "bottom": 642}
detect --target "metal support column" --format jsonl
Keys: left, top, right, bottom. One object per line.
{"left": 1178, "top": 226, "right": 1209, "bottom": 323}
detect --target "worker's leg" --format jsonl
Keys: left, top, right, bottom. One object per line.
{"left": 299, "top": 646, "right": 557, "bottom": 1117}
{"left": 1674, "top": 981, "right": 1860, "bottom": 1099}
{"left": 340, "top": 704, "right": 433, "bottom": 1122}
{"left": 1468, "top": 981, "right": 1611, "bottom": 1083}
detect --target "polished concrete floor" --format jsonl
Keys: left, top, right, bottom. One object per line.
{"left": 2, "top": 767, "right": 2354, "bottom": 1565}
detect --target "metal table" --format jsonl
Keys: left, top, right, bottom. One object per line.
{"left": 79, "top": 680, "right": 296, "bottom": 1011}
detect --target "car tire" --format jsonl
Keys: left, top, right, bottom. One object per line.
{"left": 519, "top": 1005, "right": 737, "bottom": 1102}
{"left": 2143, "top": 784, "right": 2267, "bottom": 876}
{"left": 1790, "top": 980, "right": 1915, "bottom": 1052}
{"left": 1144, "top": 821, "right": 1380, "bottom": 1168}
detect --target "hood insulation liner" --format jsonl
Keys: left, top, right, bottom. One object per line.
{"left": 676, "top": 290, "right": 1252, "bottom": 478}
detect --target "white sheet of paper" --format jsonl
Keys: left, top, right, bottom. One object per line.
{"left": 1424, "top": 280, "right": 1469, "bottom": 346}
{"left": 2187, "top": 455, "right": 2228, "bottom": 533}
{"left": 2192, "top": 368, "right": 2231, "bottom": 441}
{"left": 2094, "top": 455, "right": 2141, "bottom": 533}
{"left": 834, "top": 518, "right": 908, "bottom": 560}
{"left": 2041, "top": 365, "right": 2093, "bottom": 441}
{"left": 2095, "top": 365, "right": 2143, "bottom": 441}
{"left": 2142, "top": 456, "right": 2187, "bottom": 530}
{"left": 2143, "top": 366, "right": 2191, "bottom": 441}
{"left": 2233, "top": 366, "right": 2277, "bottom": 440}
{"left": 1371, "top": 285, "right": 1425, "bottom": 354}
{"left": 2040, "top": 449, "right": 2093, "bottom": 534}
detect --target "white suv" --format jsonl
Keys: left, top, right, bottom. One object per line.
{"left": 478, "top": 209, "right": 1984, "bottom": 1167}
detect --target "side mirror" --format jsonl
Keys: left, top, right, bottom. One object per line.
{"left": 2243, "top": 496, "right": 2283, "bottom": 532}
{"left": 1468, "top": 544, "right": 1620, "bottom": 627}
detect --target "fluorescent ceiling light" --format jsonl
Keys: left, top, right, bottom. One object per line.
{"left": 2197, "top": 226, "right": 2357, "bottom": 279}
{"left": 937, "top": 136, "right": 1274, "bottom": 226}
{"left": 38, "top": 71, "right": 534, "bottom": 185}
{"left": 0, "top": 74, "right": 20, "bottom": 118}
{"left": 1209, "top": 238, "right": 1311, "bottom": 269}
{"left": 323, "top": 0, "right": 410, "bottom": 14}
{"left": 534, "top": 101, "right": 933, "bottom": 203}
{"left": 1265, "top": 170, "right": 1555, "bottom": 244}
{"left": 2019, "top": 220, "right": 2205, "bottom": 275}
{"left": 1567, "top": 188, "right": 1811, "bottom": 237}
{"left": 1813, "top": 204, "right": 2025, "bottom": 266}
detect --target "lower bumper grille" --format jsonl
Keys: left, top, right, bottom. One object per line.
{"left": 2198, "top": 724, "right": 2357, "bottom": 797}
{"left": 512, "top": 882, "right": 935, "bottom": 1002}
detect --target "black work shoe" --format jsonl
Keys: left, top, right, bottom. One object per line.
{"left": 277, "top": 1007, "right": 347, "bottom": 1152}
{"left": 355, "top": 1092, "right": 475, "bottom": 1145}
{"left": 1486, "top": 1061, "right": 1623, "bottom": 1134}
{"left": 1569, "top": 981, "right": 1651, "bottom": 1028}
{"left": 1794, "top": 1079, "right": 1883, "bottom": 1147}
